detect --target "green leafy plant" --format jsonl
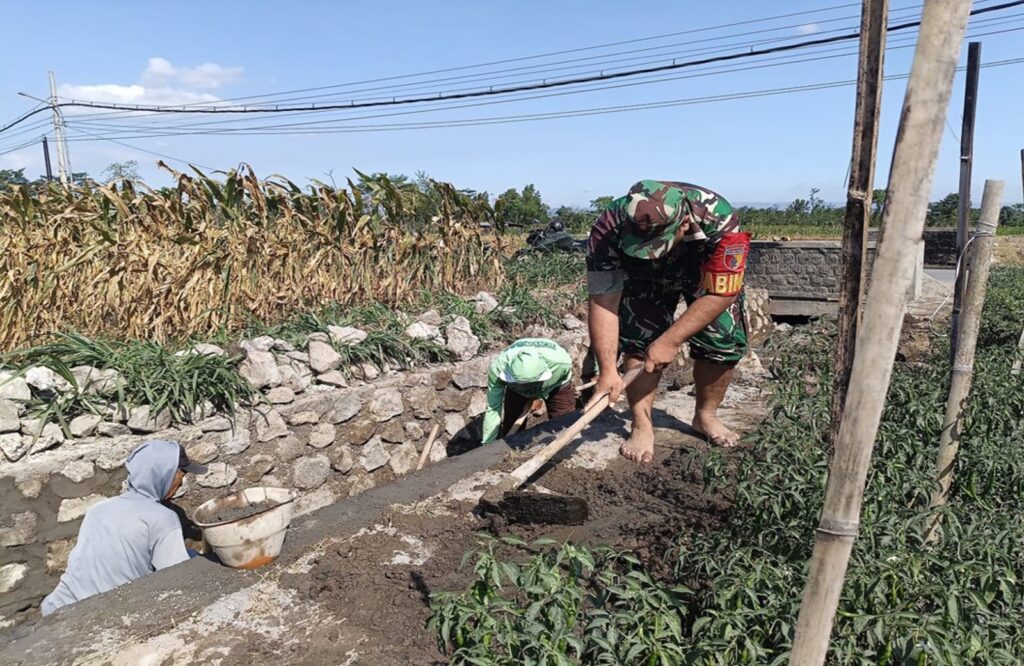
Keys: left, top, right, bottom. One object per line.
{"left": 4, "top": 333, "right": 256, "bottom": 427}
{"left": 429, "top": 535, "right": 691, "bottom": 665}
{"left": 430, "top": 267, "right": 1024, "bottom": 664}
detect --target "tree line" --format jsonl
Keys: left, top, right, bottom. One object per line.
{"left": 2, "top": 166, "right": 1020, "bottom": 229}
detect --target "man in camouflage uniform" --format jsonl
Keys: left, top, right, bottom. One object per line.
{"left": 586, "top": 180, "right": 751, "bottom": 462}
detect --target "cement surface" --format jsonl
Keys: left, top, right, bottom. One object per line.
{"left": 0, "top": 440, "right": 512, "bottom": 665}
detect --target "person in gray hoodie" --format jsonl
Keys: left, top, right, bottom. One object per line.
{"left": 41, "top": 439, "right": 206, "bottom": 616}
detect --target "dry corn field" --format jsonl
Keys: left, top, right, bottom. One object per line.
{"left": 0, "top": 165, "right": 503, "bottom": 350}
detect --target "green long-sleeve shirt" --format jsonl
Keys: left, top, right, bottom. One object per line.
{"left": 481, "top": 338, "right": 573, "bottom": 444}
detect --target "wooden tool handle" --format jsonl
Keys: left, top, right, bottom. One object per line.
{"left": 416, "top": 424, "right": 441, "bottom": 471}
{"left": 490, "top": 366, "right": 643, "bottom": 495}
{"left": 504, "top": 401, "right": 536, "bottom": 438}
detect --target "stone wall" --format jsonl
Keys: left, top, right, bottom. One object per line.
{"left": 0, "top": 295, "right": 773, "bottom": 624}
{"left": 0, "top": 329, "right": 577, "bottom": 623}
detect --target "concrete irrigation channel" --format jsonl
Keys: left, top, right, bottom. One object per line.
{"left": 0, "top": 376, "right": 768, "bottom": 665}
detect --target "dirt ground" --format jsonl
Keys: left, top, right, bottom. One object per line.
{"left": 278, "top": 423, "right": 737, "bottom": 665}
{"left": 995, "top": 235, "right": 1024, "bottom": 267}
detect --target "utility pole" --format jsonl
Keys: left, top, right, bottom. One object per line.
{"left": 48, "top": 71, "right": 71, "bottom": 186}
{"left": 789, "top": 0, "right": 972, "bottom": 662}
{"left": 41, "top": 136, "right": 53, "bottom": 181}
{"left": 950, "top": 42, "right": 981, "bottom": 362}
{"left": 828, "top": 0, "right": 888, "bottom": 451}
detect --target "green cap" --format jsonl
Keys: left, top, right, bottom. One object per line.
{"left": 500, "top": 350, "right": 553, "bottom": 384}
{"left": 619, "top": 180, "right": 687, "bottom": 259}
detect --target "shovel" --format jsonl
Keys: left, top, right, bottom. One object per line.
{"left": 479, "top": 366, "right": 643, "bottom": 524}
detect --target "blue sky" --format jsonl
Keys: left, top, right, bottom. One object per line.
{"left": 0, "top": 1, "right": 1021, "bottom": 206}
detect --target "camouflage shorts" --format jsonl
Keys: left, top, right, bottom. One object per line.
{"left": 619, "top": 279, "right": 748, "bottom": 364}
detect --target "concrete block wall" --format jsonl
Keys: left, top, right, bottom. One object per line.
{"left": 747, "top": 240, "right": 924, "bottom": 305}
{"left": 746, "top": 240, "right": 851, "bottom": 300}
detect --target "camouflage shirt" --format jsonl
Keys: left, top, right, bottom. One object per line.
{"left": 586, "top": 181, "right": 741, "bottom": 296}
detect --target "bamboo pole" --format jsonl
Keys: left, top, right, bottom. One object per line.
{"left": 788, "top": 2, "right": 972, "bottom": 663}
{"left": 950, "top": 42, "right": 982, "bottom": 365}
{"left": 1012, "top": 325, "right": 1024, "bottom": 376}
{"left": 924, "top": 180, "right": 1004, "bottom": 544}
{"left": 1015, "top": 150, "right": 1024, "bottom": 376}
{"left": 828, "top": 0, "right": 888, "bottom": 450}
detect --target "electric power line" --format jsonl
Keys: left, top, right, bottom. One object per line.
{"left": 63, "top": 125, "right": 216, "bottom": 170}
{"left": 55, "top": 57, "right": 1024, "bottom": 142}
{"left": 3, "top": 0, "right": 1019, "bottom": 134}
{"left": 0, "top": 135, "right": 47, "bottom": 158}
{"left": 58, "top": 2, "right": 937, "bottom": 128}
{"left": 146, "top": 0, "right": 1004, "bottom": 108}
{"left": 188, "top": 3, "right": 931, "bottom": 109}
{"left": 59, "top": 22, "right": 1024, "bottom": 141}
{"left": 140, "top": 2, "right": 872, "bottom": 108}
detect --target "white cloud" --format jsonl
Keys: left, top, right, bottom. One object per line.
{"left": 60, "top": 83, "right": 220, "bottom": 106}
{"left": 140, "top": 57, "right": 243, "bottom": 90}
{"left": 796, "top": 23, "right": 822, "bottom": 35}
{"left": 0, "top": 152, "right": 37, "bottom": 171}
{"left": 58, "top": 57, "right": 243, "bottom": 108}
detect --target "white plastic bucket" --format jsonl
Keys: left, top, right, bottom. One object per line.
{"left": 193, "top": 487, "right": 295, "bottom": 569}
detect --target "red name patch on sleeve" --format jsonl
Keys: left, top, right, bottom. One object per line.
{"left": 700, "top": 231, "right": 751, "bottom": 296}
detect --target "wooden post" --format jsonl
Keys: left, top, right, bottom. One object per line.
{"left": 950, "top": 42, "right": 982, "bottom": 363}
{"left": 924, "top": 179, "right": 1003, "bottom": 544}
{"left": 789, "top": 1, "right": 972, "bottom": 663}
{"left": 828, "top": 0, "right": 888, "bottom": 450}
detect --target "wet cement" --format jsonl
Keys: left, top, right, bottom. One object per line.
{"left": 203, "top": 500, "right": 281, "bottom": 524}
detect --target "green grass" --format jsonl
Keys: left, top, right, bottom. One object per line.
{"left": 3, "top": 333, "right": 256, "bottom": 430}
{"left": 740, "top": 224, "right": 1024, "bottom": 240}
{"left": 238, "top": 252, "right": 584, "bottom": 363}
{"left": 504, "top": 252, "right": 585, "bottom": 287}
{"left": 242, "top": 301, "right": 451, "bottom": 372}
{"left": 430, "top": 266, "right": 1024, "bottom": 665}
{"left": 744, "top": 224, "right": 842, "bottom": 239}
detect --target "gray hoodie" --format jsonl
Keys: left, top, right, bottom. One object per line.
{"left": 41, "top": 439, "right": 190, "bottom": 616}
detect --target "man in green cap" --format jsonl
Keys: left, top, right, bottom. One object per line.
{"left": 585, "top": 180, "right": 751, "bottom": 462}
{"left": 481, "top": 338, "right": 575, "bottom": 444}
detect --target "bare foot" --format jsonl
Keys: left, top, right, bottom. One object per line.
{"left": 620, "top": 425, "right": 655, "bottom": 463}
{"left": 692, "top": 411, "right": 741, "bottom": 447}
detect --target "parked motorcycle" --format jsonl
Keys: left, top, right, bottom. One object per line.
{"left": 516, "top": 219, "right": 587, "bottom": 257}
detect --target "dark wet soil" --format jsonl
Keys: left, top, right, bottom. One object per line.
{"left": 280, "top": 426, "right": 739, "bottom": 665}
{"left": 204, "top": 499, "right": 281, "bottom": 524}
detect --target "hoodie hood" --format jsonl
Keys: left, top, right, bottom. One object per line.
{"left": 124, "top": 439, "right": 180, "bottom": 500}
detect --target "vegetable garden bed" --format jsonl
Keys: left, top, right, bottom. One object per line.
{"left": 431, "top": 267, "right": 1024, "bottom": 665}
